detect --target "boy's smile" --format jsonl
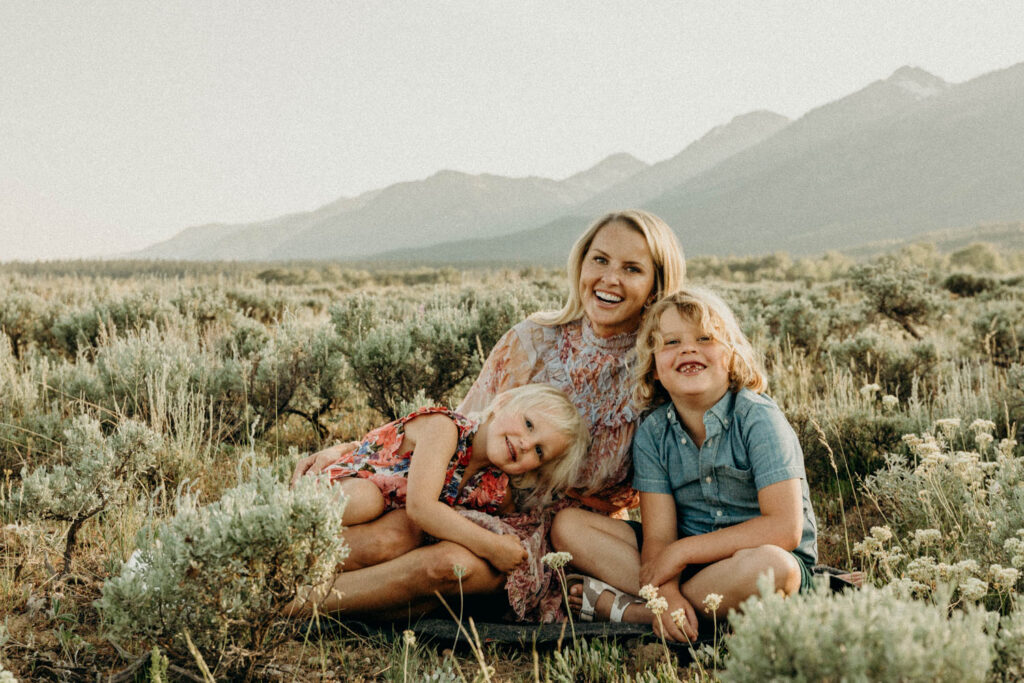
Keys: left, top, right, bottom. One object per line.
{"left": 653, "top": 307, "right": 732, "bottom": 410}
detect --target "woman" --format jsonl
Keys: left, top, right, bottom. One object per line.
{"left": 291, "top": 210, "right": 685, "bottom": 621}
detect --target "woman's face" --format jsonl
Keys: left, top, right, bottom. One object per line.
{"left": 578, "top": 220, "right": 656, "bottom": 337}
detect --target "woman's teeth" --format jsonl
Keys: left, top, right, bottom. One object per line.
{"left": 595, "top": 291, "right": 623, "bottom": 303}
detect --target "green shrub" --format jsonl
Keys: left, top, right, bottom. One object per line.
{"left": 851, "top": 257, "right": 942, "bottom": 340}
{"left": 10, "top": 416, "right": 161, "bottom": 576}
{"left": 827, "top": 331, "right": 939, "bottom": 399}
{"left": 97, "top": 468, "right": 347, "bottom": 679}
{"left": 944, "top": 272, "right": 999, "bottom": 297}
{"left": 722, "top": 578, "right": 994, "bottom": 682}
{"left": 971, "top": 300, "right": 1024, "bottom": 367}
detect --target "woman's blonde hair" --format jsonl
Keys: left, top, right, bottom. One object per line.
{"left": 633, "top": 287, "right": 767, "bottom": 409}
{"left": 476, "top": 384, "right": 589, "bottom": 509}
{"left": 530, "top": 210, "right": 686, "bottom": 328}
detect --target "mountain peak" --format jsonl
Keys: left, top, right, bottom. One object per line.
{"left": 885, "top": 65, "right": 949, "bottom": 98}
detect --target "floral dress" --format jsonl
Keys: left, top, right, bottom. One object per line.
{"left": 326, "top": 407, "right": 508, "bottom": 515}
{"left": 456, "top": 317, "right": 643, "bottom": 621}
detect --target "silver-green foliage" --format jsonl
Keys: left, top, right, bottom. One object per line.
{"left": 13, "top": 415, "right": 161, "bottom": 574}
{"left": 97, "top": 469, "right": 347, "bottom": 674}
{"left": 722, "top": 579, "right": 994, "bottom": 683}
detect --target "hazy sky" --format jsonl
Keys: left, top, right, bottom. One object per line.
{"left": 3, "top": 1, "right": 1023, "bottom": 261}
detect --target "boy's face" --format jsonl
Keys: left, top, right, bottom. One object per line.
{"left": 485, "top": 403, "right": 569, "bottom": 475}
{"left": 653, "top": 307, "right": 732, "bottom": 410}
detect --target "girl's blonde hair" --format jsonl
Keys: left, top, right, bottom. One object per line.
{"left": 633, "top": 287, "right": 767, "bottom": 409}
{"left": 530, "top": 210, "right": 686, "bottom": 328}
{"left": 476, "top": 384, "right": 589, "bottom": 510}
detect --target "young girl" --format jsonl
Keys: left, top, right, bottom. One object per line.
{"left": 327, "top": 383, "right": 589, "bottom": 574}
{"left": 550, "top": 288, "right": 817, "bottom": 642}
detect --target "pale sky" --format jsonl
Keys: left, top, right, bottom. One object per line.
{"left": 2, "top": 1, "right": 1023, "bottom": 261}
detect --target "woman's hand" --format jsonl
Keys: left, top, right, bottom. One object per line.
{"left": 654, "top": 589, "right": 699, "bottom": 643}
{"left": 485, "top": 534, "right": 528, "bottom": 573}
{"left": 290, "top": 441, "right": 359, "bottom": 487}
{"left": 640, "top": 541, "right": 686, "bottom": 588}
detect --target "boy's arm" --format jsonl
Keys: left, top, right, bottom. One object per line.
{"left": 404, "top": 414, "right": 527, "bottom": 572}
{"left": 640, "top": 478, "right": 803, "bottom": 588}
{"left": 639, "top": 491, "right": 698, "bottom": 642}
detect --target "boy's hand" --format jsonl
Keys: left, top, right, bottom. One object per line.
{"left": 654, "top": 590, "right": 699, "bottom": 643}
{"left": 486, "top": 534, "right": 528, "bottom": 572}
{"left": 640, "top": 542, "right": 686, "bottom": 588}
{"left": 290, "top": 441, "right": 359, "bottom": 487}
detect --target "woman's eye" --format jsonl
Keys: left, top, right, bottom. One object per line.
{"left": 626, "top": 266, "right": 642, "bottom": 274}
{"left": 592, "top": 256, "right": 607, "bottom": 264}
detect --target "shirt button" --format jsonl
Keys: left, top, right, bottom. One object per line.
{"left": 716, "top": 510, "right": 723, "bottom": 517}
{"left": 680, "top": 437, "right": 686, "bottom": 445}
{"left": 705, "top": 476, "right": 712, "bottom": 483}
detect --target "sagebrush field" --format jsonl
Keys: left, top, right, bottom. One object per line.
{"left": 2, "top": 242, "right": 1023, "bottom": 681}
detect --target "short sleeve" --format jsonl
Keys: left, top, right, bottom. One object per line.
{"left": 456, "top": 324, "right": 534, "bottom": 414}
{"left": 742, "top": 402, "right": 806, "bottom": 491}
{"left": 631, "top": 416, "right": 673, "bottom": 495}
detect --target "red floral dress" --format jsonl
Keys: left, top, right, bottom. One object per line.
{"left": 325, "top": 407, "right": 508, "bottom": 515}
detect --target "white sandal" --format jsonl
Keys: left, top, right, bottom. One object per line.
{"left": 566, "top": 573, "right": 642, "bottom": 622}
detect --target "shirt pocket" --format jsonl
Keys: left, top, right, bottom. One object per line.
{"left": 715, "top": 463, "right": 758, "bottom": 509}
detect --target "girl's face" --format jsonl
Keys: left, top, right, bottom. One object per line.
{"left": 483, "top": 403, "right": 569, "bottom": 476}
{"left": 578, "top": 221, "right": 656, "bottom": 338}
{"left": 653, "top": 307, "right": 732, "bottom": 410}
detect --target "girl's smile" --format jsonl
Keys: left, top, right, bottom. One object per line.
{"left": 478, "top": 406, "right": 569, "bottom": 476}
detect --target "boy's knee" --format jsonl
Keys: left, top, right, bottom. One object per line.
{"left": 737, "top": 545, "right": 801, "bottom": 594}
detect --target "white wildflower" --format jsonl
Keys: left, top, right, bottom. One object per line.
{"left": 911, "top": 529, "right": 942, "bottom": 548}
{"left": 933, "top": 418, "right": 961, "bottom": 438}
{"left": 881, "top": 394, "right": 899, "bottom": 409}
{"left": 452, "top": 564, "right": 467, "bottom": 579}
{"left": 890, "top": 577, "right": 931, "bottom": 599}
{"left": 990, "top": 565, "right": 1021, "bottom": 590}
{"left": 646, "top": 596, "right": 669, "bottom": 615}
{"left": 0, "top": 670, "right": 17, "bottom": 683}
{"left": 997, "top": 438, "right": 1018, "bottom": 458}
{"left": 860, "top": 383, "right": 881, "bottom": 397}
{"left": 541, "top": 551, "right": 572, "bottom": 570}
{"left": 702, "top": 592, "right": 723, "bottom": 614}
{"left": 870, "top": 526, "right": 894, "bottom": 543}
{"left": 975, "top": 432, "right": 995, "bottom": 451}
{"left": 670, "top": 608, "right": 689, "bottom": 632}
{"left": 638, "top": 584, "right": 659, "bottom": 601}
{"left": 958, "top": 577, "right": 989, "bottom": 601}
{"left": 969, "top": 419, "right": 996, "bottom": 435}
{"left": 955, "top": 559, "right": 981, "bottom": 577}
{"left": 403, "top": 629, "right": 416, "bottom": 646}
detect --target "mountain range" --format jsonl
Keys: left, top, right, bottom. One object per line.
{"left": 136, "top": 62, "right": 1024, "bottom": 263}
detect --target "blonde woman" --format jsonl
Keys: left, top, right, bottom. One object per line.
{"left": 292, "top": 210, "right": 686, "bottom": 621}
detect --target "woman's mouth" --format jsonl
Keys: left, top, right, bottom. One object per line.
{"left": 594, "top": 290, "right": 623, "bottom": 304}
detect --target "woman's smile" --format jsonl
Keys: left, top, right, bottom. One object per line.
{"left": 579, "top": 220, "right": 656, "bottom": 337}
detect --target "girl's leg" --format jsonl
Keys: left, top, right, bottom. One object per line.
{"left": 335, "top": 478, "right": 386, "bottom": 525}
{"left": 681, "top": 544, "right": 802, "bottom": 619}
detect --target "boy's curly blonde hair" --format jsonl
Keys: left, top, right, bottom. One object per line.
{"left": 633, "top": 287, "right": 767, "bottom": 409}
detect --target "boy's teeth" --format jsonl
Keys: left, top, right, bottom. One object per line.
{"left": 595, "top": 291, "right": 623, "bottom": 303}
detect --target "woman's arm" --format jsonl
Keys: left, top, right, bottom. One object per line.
{"left": 456, "top": 325, "right": 533, "bottom": 414}
{"left": 404, "top": 414, "right": 527, "bottom": 572}
{"left": 640, "top": 478, "right": 803, "bottom": 588}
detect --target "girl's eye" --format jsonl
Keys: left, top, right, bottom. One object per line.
{"left": 535, "top": 445, "right": 544, "bottom": 458}
{"left": 525, "top": 418, "right": 534, "bottom": 430}
{"left": 697, "top": 336, "right": 712, "bottom": 343}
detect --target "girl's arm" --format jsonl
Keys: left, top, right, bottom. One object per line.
{"left": 640, "top": 478, "right": 803, "bottom": 588}
{"left": 639, "top": 491, "right": 699, "bottom": 642}
{"left": 404, "top": 414, "right": 527, "bottom": 572}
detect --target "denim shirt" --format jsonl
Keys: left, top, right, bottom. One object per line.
{"left": 632, "top": 388, "right": 818, "bottom": 567}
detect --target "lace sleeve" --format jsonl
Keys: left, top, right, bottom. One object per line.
{"left": 457, "top": 324, "right": 535, "bottom": 414}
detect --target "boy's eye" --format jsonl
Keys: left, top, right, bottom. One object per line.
{"left": 663, "top": 338, "right": 679, "bottom": 346}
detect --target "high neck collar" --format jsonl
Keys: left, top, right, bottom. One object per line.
{"left": 580, "top": 317, "right": 637, "bottom": 352}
